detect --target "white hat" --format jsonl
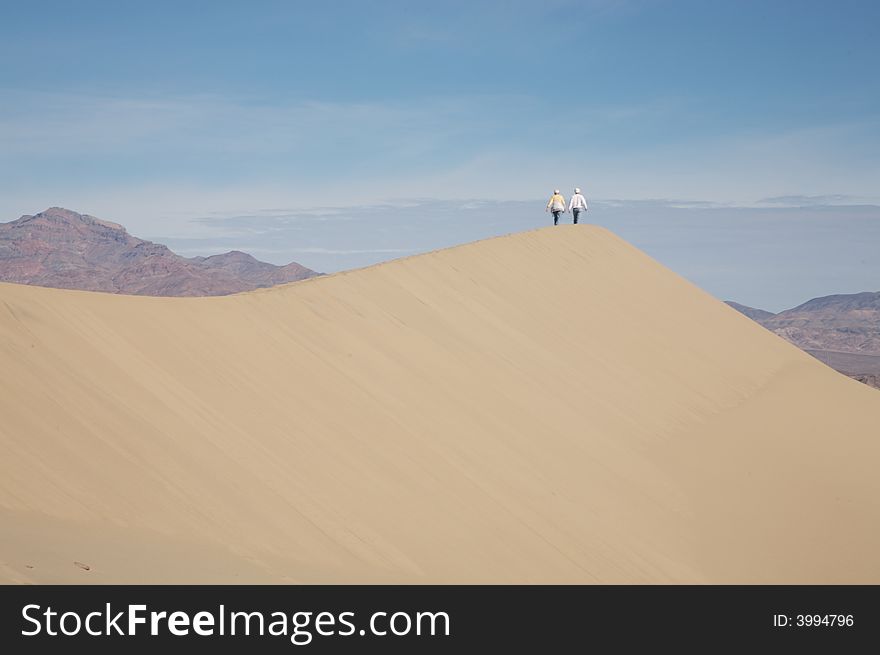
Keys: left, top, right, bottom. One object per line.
{"left": 554, "top": 189, "right": 560, "bottom": 194}
{"left": 575, "top": 188, "right": 581, "bottom": 194}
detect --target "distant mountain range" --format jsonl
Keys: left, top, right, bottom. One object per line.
{"left": 727, "top": 293, "right": 880, "bottom": 389}
{"left": 724, "top": 301, "right": 776, "bottom": 322}
{"left": 0, "top": 207, "right": 319, "bottom": 296}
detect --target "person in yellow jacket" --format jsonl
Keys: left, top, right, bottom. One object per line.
{"left": 545, "top": 189, "right": 566, "bottom": 225}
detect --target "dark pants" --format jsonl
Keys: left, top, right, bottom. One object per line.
{"left": 572, "top": 208, "right": 581, "bottom": 224}
{"left": 552, "top": 210, "right": 562, "bottom": 225}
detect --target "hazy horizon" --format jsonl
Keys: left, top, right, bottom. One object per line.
{"left": 7, "top": 198, "right": 878, "bottom": 314}
{"left": 155, "top": 197, "right": 880, "bottom": 313}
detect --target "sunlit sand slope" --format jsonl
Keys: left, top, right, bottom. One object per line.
{"left": 2, "top": 226, "right": 879, "bottom": 583}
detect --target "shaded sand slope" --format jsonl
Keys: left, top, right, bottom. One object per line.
{"left": 1, "top": 226, "right": 879, "bottom": 584}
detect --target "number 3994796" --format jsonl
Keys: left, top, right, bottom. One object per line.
{"left": 773, "top": 614, "right": 854, "bottom": 627}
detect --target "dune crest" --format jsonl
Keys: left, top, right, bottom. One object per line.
{"left": 1, "top": 225, "right": 879, "bottom": 583}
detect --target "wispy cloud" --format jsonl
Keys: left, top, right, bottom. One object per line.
{"left": 757, "top": 194, "right": 867, "bottom": 207}
{"left": 0, "top": 89, "right": 535, "bottom": 158}
{"left": 289, "top": 247, "right": 416, "bottom": 255}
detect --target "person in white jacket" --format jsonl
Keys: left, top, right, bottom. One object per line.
{"left": 569, "top": 188, "right": 588, "bottom": 224}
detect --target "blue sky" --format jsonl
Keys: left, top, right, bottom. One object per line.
{"left": 1, "top": 0, "right": 878, "bottom": 310}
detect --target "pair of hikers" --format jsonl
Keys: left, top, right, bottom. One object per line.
{"left": 546, "top": 188, "right": 588, "bottom": 225}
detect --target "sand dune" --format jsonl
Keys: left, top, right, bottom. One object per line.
{"left": 1, "top": 225, "right": 879, "bottom": 584}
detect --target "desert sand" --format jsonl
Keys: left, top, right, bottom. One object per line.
{"left": 1, "top": 225, "right": 879, "bottom": 584}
